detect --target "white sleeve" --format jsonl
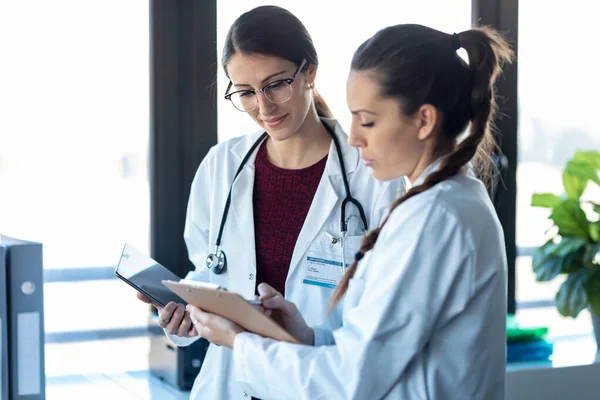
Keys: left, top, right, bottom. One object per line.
{"left": 164, "top": 148, "right": 216, "bottom": 347}
{"left": 312, "top": 327, "right": 335, "bottom": 347}
{"left": 233, "top": 201, "right": 474, "bottom": 399}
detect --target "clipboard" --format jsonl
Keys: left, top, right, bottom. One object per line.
{"left": 162, "top": 280, "right": 300, "bottom": 344}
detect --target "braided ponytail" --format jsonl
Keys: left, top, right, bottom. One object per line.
{"left": 330, "top": 25, "right": 513, "bottom": 308}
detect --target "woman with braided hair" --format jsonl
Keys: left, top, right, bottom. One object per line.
{"left": 187, "top": 23, "right": 514, "bottom": 400}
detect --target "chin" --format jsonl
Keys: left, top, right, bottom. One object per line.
{"left": 264, "top": 125, "right": 297, "bottom": 142}
{"left": 371, "top": 168, "right": 401, "bottom": 182}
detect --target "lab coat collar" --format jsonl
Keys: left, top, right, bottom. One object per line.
{"left": 229, "top": 118, "right": 358, "bottom": 177}
{"left": 411, "top": 156, "right": 474, "bottom": 188}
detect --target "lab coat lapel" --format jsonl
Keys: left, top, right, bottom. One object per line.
{"left": 228, "top": 132, "right": 266, "bottom": 275}
{"left": 287, "top": 172, "right": 339, "bottom": 280}
{"left": 229, "top": 166, "right": 256, "bottom": 271}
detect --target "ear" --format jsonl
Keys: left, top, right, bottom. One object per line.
{"left": 415, "top": 104, "right": 439, "bottom": 141}
{"left": 306, "top": 64, "right": 317, "bottom": 86}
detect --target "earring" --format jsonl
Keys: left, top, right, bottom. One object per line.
{"left": 309, "top": 82, "right": 315, "bottom": 89}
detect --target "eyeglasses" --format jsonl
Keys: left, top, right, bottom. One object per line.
{"left": 224, "top": 59, "right": 307, "bottom": 112}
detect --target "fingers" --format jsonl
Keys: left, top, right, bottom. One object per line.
{"left": 192, "top": 307, "right": 212, "bottom": 326}
{"left": 137, "top": 292, "right": 151, "bottom": 303}
{"left": 257, "top": 283, "right": 281, "bottom": 300}
{"left": 164, "top": 303, "right": 186, "bottom": 335}
{"left": 188, "top": 320, "right": 200, "bottom": 337}
{"left": 251, "top": 303, "right": 272, "bottom": 318}
{"left": 186, "top": 305, "right": 207, "bottom": 336}
{"left": 157, "top": 302, "right": 177, "bottom": 327}
{"left": 261, "top": 294, "right": 290, "bottom": 312}
{"left": 178, "top": 311, "right": 194, "bottom": 337}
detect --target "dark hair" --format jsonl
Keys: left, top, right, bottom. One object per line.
{"left": 222, "top": 6, "right": 333, "bottom": 118}
{"left": 331, "top": 24, "right": 514, "bottom": 307}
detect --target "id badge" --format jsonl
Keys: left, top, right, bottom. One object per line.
{"left": 302, "top": 233, "right": 350, "bottom": 289}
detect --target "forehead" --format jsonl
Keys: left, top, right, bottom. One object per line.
{"left": 226, "top": 53, "right": 296, "bottom": 85}
{"left": 346, "top": 70, "right": 382, "bottom": 108}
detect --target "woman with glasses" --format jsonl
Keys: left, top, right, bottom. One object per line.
{"left": 138, "top": 5, "right": 404, "bottom": 400}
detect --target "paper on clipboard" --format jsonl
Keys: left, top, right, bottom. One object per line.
{"left": 162, "top": 280, "right": 299, "bottom": 344}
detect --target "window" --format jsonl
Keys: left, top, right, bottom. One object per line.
{"left": 0, "top": 0, "right": 151, "bottom": 375}
{"left": 0, "top": 1, "right": 150, "bottom": 269}
{"left": 516, "top": 0, "right": 599, "bottom": 336}
{"left": 216, "top": 0, "right": 472, "bottom": 142}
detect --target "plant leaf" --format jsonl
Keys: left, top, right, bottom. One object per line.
{"left": 563, "top": 171, "right": 588, "bottom": 199}
{"left": 533, "top": 254, "right": 563, "bottom": 281}
{"left": 584, "top": 243, "right": 600, "bottom": 265}
{"left": 556, "top": 268, "right": 589, "bottom": 318}
{"left": 594, "top": 203, "right": 600, "bottom": 215}
{"left": 590, "top": 222, "right": 600, "bottom": 243}
{"left": 566, "top": 160, "right": 600, "bottom": 186}
{"left": 532, "top": 241, "right": 583, "bottom": 276}
{"left": 574, "top": 150, "right": 600, "bottom": 169}
{"left": 532, "top": 240, "right": 569, "bottom": 281}
{"left": 550, "top": 199, "right": 590, "bottom": 238}
{"left": 531, "top": 193, "right": 562, "bottom": 209}
{"left": 560, "top": 251, "right": 584, "bottom": 274}
{"left": 550, "top": 236, "right": 587, "bottom": 257}
{"left": 586, "top": 269, "right": 600, "bottom": 316}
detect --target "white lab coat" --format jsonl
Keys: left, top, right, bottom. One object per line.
{"left": 232, "top": 160, "right": 508, "bottom": 400}
{"left": 167, "top": 118, "right": 405, "bottom": 400}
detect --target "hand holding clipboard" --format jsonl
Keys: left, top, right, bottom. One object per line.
{"left": 162, "top": 280, "right": 300, "bottom": 344}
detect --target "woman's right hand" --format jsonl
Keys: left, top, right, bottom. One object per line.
{"left": 257, "top": 283, "right": 314, "bottom": 345}
{"left": 136, "top": 293, "right": 198, "bottom": 338}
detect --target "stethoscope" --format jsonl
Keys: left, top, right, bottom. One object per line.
{"left": 206, "top": 123, "right": 368, "bottom": 275}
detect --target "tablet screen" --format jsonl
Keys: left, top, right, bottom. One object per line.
{"left": 115, "top": 243, "right": 185, "bottom": 307}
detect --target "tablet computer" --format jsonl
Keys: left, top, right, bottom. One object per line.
{"left": 162, "top": 280, "right": 299, "bottom": 344}
{"left": 115, "top": 243, "right": 185, "bottom": 308}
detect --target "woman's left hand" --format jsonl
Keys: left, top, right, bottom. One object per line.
{"left": 186, "top": 304, "right": 245, "bottom": 348}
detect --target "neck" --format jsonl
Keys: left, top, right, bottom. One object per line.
{"left": 266, "top": 111, "right": 331, "bottom": 169}
{"left": 407, "top": 144, "right": 440, "bottom": 185}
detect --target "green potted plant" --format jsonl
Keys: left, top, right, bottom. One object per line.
{"left": 531, "top": 150, "right": 600, "bottom": 348}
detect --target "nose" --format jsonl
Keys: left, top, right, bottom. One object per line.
{"left": 348, "top": 125, "right": 365, "bottom": 148}
{"left": 256, "top": 91, "right": 275, "bottom": 116}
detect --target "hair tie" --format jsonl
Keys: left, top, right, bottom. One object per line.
{"left": 452, "top": 33, "right": 461, "bottom": 51}
{"left": 354, "top": 251, "right": 365, "bottom": 262}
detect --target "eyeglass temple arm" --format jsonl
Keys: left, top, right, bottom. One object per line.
{"left": 224, "top": 81, "right": 233, "bottom": 99}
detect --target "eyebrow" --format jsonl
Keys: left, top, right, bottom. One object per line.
{"left": 232, "top": 70, "right": 288, "bottom": 88}
{"left": 350, "top": 109, "right": 378, "bottom": 115}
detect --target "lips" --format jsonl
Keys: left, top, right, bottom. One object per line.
{"left": 261, "top": 114, "right": 288, "bottom": 128}
{"left": 263, "top": 115, "right": 286, "bottom": 123}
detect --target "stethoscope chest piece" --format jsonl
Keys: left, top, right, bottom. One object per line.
{"left": 206, "top": 249, "right": 227, "bottom": 274}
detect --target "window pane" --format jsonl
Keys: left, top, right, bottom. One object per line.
{"left": 216, "top": 1, "right": 471, "bottom": 142}
{"left": 516, "top": 256, "right": 565, "bottom": 302}
{"left": 44, "top": 280, "right": 150, "bottom": 334}
{"left": 517, "top": 0, "right": 600, "bottom": 249}
{"left": 0, "top": 1, "right": 150, "bottom": 268}
{"left": 45, "top": 338, "right": 150, "bottom": 378}
{"left": 516, "top": 0, "right": 597, "bottom": 335}
{"left": 516, "top": 307, "right": 593, "bottom": 339}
